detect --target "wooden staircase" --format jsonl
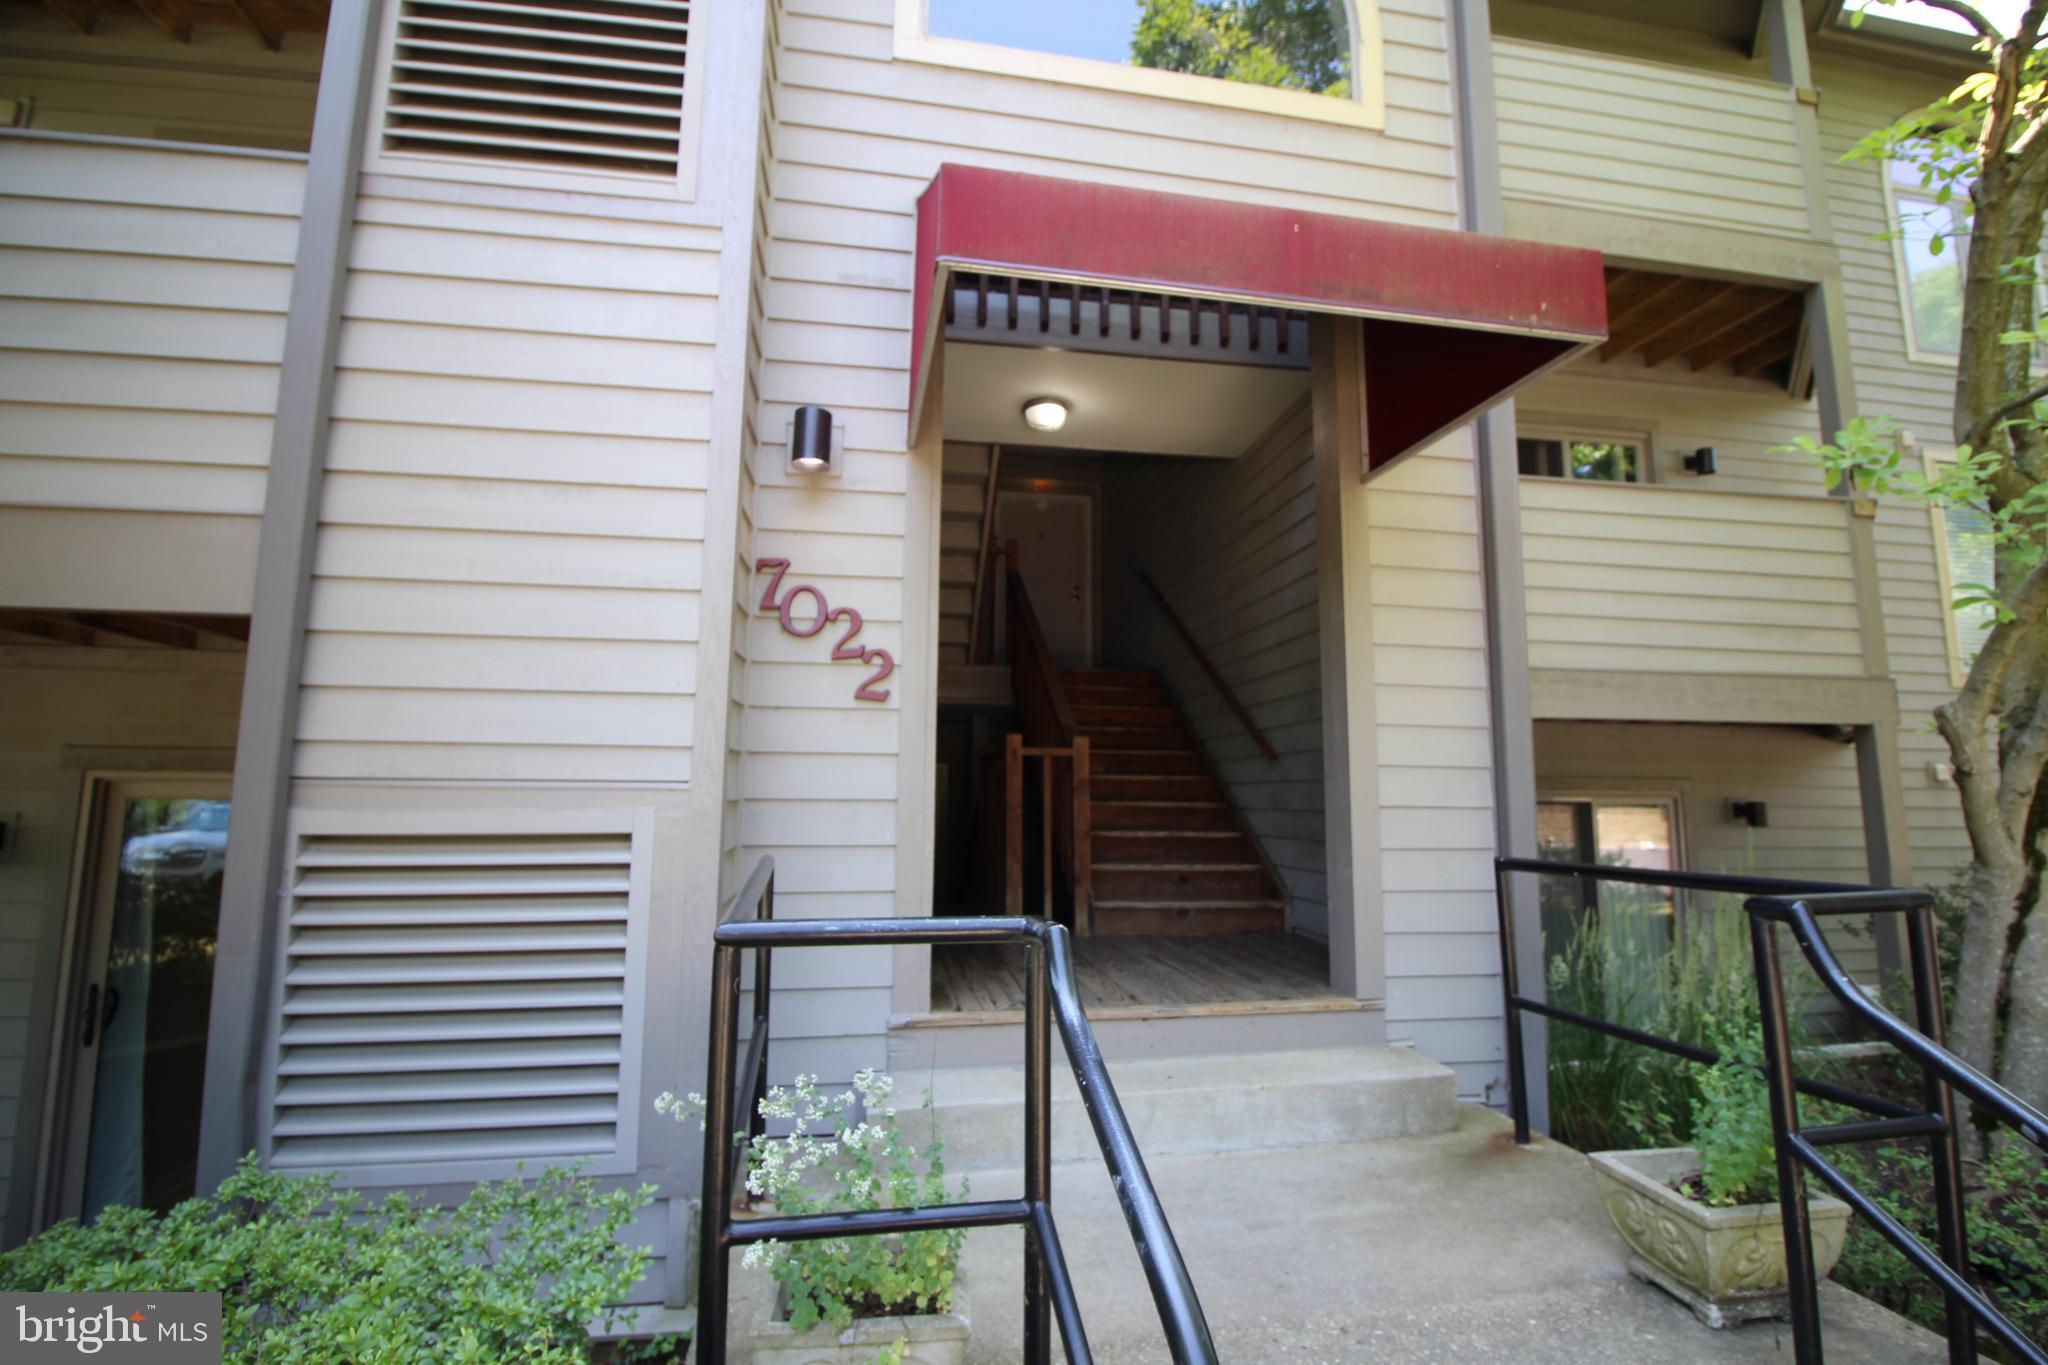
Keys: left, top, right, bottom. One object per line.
{"left": 1063, "top": 667, "right": 1287, "bottom": 936}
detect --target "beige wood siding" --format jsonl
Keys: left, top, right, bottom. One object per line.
{"left": 0, "top": 645, "right": 245, "bottom": 1239}
{"left": 1818, "top": 55, "right": 1974, "bottom": 881}
{"left": 1367, "top": 437, "right": 1503, "bottom": 1100}
{"left": 1492, "top": 37, "right": 1811, "bottom": 240}
{"left": 0, "top": 134, "right": 301, "bottom": 614}
{"left": 738, "top": 0, "right": 1463, "bottom": 1074}
{"left": 1105, "top": 404, "right": 1329, "bottom": 940}
{"left": 1519, "top": 479, "right": 1864, "bottom": 677}
{"left": 745, "top": 0, "right": 1466, "bottom": 1064}
{"left": 297, "top": 189, "right": 721, "bottom": 785}
{"left": 0, "top": 14, "right": 322, "bottom": 151}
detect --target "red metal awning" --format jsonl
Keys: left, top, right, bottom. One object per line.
{"left": 911, "top": 164, "right": 1608, "bottom": 474}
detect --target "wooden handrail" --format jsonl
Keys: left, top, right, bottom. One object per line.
{"left": 1001, "top": 556, "right": 1091, "bottom": 932}
{"left": 965, "top": 444, "right": 1003, "bottom": 665}
{"left": 1136, "top": 571, "right": 1278, "bottom": 762}
{"left": 1007, "top": 558, "right": 1078, "bottom": 744}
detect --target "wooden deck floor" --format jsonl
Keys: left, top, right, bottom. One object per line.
{"left": 929, "top": 933, "right": 1332, "bottom": 1014}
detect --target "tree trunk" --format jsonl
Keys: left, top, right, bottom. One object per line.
{"left": 2000, "top": 875, "right": 2048, "bottom": 1113}
{"left": 1948, "top": 854, "right": 2026, "bottom": 1085}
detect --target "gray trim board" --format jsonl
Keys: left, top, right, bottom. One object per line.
{"left": 1767, "top": 0, "right": 1912, "bottom": 977}
{"left": 1451, "top": 0, "right": 1548, "bottom": 1132}
{"left": 1531, "top": 669, "right": 1901, "bottom": 728}
{"left": 197, "top": 0, "right": 383, "bottom": 1193}
{"left": 5, "top": 766, "right": 83, "bottom": 1248}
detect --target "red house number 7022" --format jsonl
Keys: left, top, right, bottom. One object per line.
{"left": 756, "top": 558, "right": 895, "bottom": 703}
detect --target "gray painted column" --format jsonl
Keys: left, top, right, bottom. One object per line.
{"left": 197, "top": 0, "right": 382, "bottom": 1191}
{"left": 1765, "top": 0, "right": 1913, "bottom": 986}
{"left": 1450, "top": 0, "right": 1548, "bottom": 1129}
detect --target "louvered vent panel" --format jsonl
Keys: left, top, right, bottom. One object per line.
{"left": 384, "top": 0, "right": 689, "bottom": 178}
{"left": 274, "top": 832, "right": 634, "bottom": 1169}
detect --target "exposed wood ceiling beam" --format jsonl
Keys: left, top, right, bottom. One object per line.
{"left": 1603, "top": 269, "right": 1684, "bottom": 325}
{"left": 0, "top": 611, "right": 97, "bottom": 647}
{"left": 43, "top": 0, "right": 97, "bottom": 33}
{"left": 1602, "top": 277, "right": 1727, "bottom": 360}
{"left": 1734, "top": 334, "right": 1799, "bottom": 377}
{"left": 1643, "top": 286, "right": 1788, "bottom": 368}
{"left": 1689, "top": 300, "right": 1803, "bottom": 371}
{"left": 73, "top": 612, "right": 201, "bottom": 649}
{"left": 163, "top": 614, "right": 252, "bottom": 643}
{"left": 228, "top": 0, "right": 281, "bottom": 48}
{"left": 132, "top": 0, "right": 192, "bottom": 40}
{"left": 1611, "top": 280, "right": 1739, "bottom": 363}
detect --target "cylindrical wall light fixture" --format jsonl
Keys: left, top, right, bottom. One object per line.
{"left": 791, "top": 405, "right": 834, "bottom": 472}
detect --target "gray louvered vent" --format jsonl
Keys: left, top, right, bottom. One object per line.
{"left": 274, "top": 833, "right": 633, "bottom": 1169}
{"left": 384, "top": 0, "right": 690, "bottom": 178}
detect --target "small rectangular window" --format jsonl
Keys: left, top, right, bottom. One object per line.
{"left": 1517, "top": 431, "right": 1646, "bottom": 484}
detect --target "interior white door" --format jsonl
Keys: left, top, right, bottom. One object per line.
{"left": 996, "top": 490, "right": 1093, "bottom": 667}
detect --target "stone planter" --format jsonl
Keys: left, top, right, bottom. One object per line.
{"left": 1589, "top": 1147, "right": 1852, "bottom": 1328}
{"left": 746, "top": 1274, "right": 969, "bottom": 1365}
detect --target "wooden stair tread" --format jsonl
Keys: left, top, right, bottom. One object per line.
{"left": 1096, "top": 862, "right": 1263, "bottom": 871}
{"left": 1097, "top": 829, "right": 1241, "bottom": 836}
{"left": 1094, "top": 898, "right": 1285, "bottom": 909}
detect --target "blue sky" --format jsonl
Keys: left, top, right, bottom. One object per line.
{"left": 928, "top": 0, "right": 1146, "bottom": 63}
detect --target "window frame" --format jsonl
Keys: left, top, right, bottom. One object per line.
{"left": 1514, "top": 424, "right": 1655, "bottom": 485}
{"left": 360, "top": 0, "right": 708, "bottom": 201}
{"left": 1536, "top": 791, "right": 1686, "bottom": 870}
{"left": 1883, "top": 158, "right": 1968, "bottom": 366}
{"left": 1925, "top": 448, "right": 1997, "bottom": 689}
{"left": 890, "top": 0, "right": 1386, "bottom": 131}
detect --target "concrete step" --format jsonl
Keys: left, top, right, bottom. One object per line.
{"left": 892, "top": 1045, "right": 1456, "bottom": 1171}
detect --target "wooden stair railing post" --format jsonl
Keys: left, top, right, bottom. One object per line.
{"left": 1004, "top": 732, "right": 1024, "bottom": 916}
{"left": 1041, "top": 751, "right": 1054, "bottom": 921}
{"left": 998, "top": 559, "right": 1095, "bottom": 934}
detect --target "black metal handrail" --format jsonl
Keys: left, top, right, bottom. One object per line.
{"left": 695, "top": 856, "right": 1218, "bottom": 1364}
{"left": 1492, "top": 857, "right": 1919, "bottom": 1144}
{"left": 1747, "top": 889, "right": 2048, "bottom": 1365}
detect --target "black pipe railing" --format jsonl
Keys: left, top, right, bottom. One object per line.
{"left": 1493, "top": 856, "right": 2048, "bottom": 1364}
{"left": 1492, "top": 857, "right": 1918, "bottom": 1143}
{"left": 696, "top": 856, "right": 1218, "bottom": 1365}
{"left": 1747, "top": 889, "right": 2048, "bottom": 1365}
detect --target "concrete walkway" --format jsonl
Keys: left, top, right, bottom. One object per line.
{"left": 729, "top": 1105, "right": 1944, "bottom": 1362}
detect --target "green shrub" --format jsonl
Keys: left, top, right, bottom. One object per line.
{"left": 1690, "top": 1024, "right": 1779, "bottom": 1207}
{"left": 1544, "top": 890, "right": 1774, "bottom": 1154}
{"left": 1830, "top": 1139, "right": 2048, "bottom": 1356}
{"left": 0, "top": 1157, "right": 655, "bottom": 1364}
